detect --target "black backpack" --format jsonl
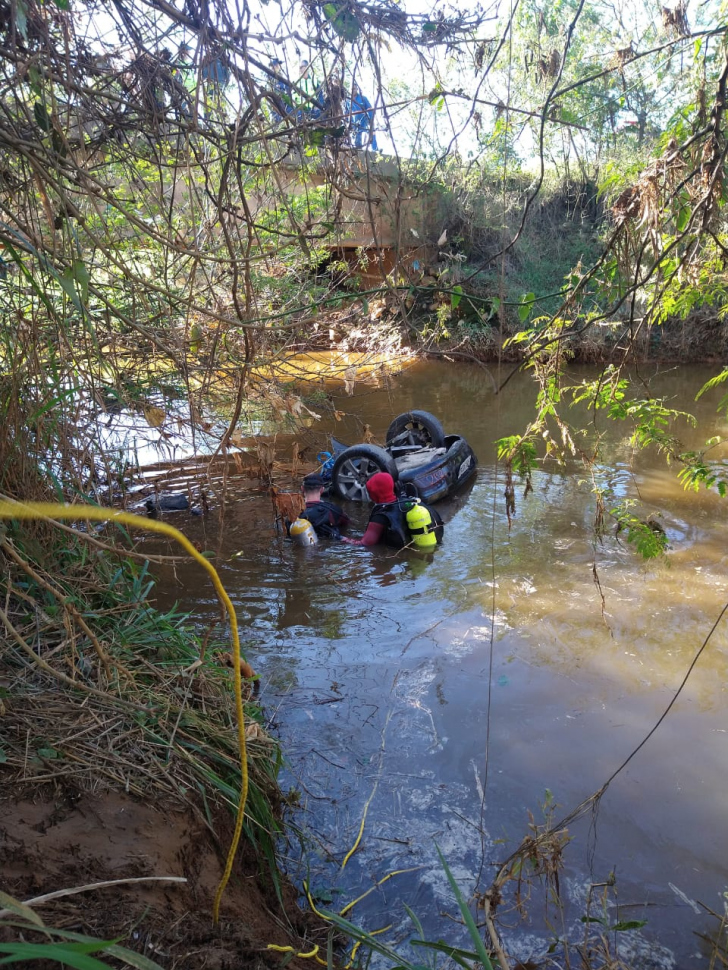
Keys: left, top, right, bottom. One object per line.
{"left": 301, "top": 501, "right": 343, "bottom": 540}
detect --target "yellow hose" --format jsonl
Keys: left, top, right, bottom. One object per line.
{"left": 338, "top": 865, "right": 425, "bottom": 917}
{"left": 0, "top": 500, "right": 248, "bottom": 923}
{"left": 267, "top": 944, "right": 320, "bottom": 959}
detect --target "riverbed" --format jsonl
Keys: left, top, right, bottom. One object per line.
{"left": 151, "top": 360, "right": 728, "bottom": 967}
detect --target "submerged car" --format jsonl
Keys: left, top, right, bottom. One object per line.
{"left": 325, "top": 409, "right": 477, "bottom": 503}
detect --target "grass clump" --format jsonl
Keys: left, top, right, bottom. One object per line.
{"left": 0, "top": 501, "right": 283, "bottom": 901}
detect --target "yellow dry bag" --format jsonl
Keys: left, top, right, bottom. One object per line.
{"left": 405, "top": 499, "right": 438, "bottom": 550}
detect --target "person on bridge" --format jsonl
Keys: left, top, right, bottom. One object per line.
{"left": 299, "top": 473, "right": 350, "bottom": 539}
{"left": 270, "top": 58, "right": 293, "bottom": 123}
{"left": 341, "top": 472, "right": 443, "bottom": 548}
{"left": 296, "top": 60, "right": 321, "bottom": 121}
{"left": 350, "top": 84, "right": 378, "bottom": 151}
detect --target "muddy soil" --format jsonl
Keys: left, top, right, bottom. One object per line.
{"left": 1, "top": 787, "right": 323, "bottom": 969}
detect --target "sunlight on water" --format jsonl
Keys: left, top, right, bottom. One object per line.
{"left": 253, "top": 348, "right": 415, "bottom": 382}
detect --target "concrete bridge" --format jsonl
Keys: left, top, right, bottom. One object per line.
{"left": 274, "top": 152, "right": 447, "bottom": 279}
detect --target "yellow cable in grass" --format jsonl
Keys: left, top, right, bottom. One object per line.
{"left": 267, "top": 944, "right": 320, "bottom": 959}
{"left": 0, "top": 501, "right": 249, "bottom": 923}
{"left": 312, "top": 926, "right": 392, "bottom": 968}
{"left": 304, "top": 880, "right": 329, "bottom": 920}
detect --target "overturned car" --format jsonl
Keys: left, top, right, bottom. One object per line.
{"left": 325, "top": 409, "right": 477, "bottom": 503}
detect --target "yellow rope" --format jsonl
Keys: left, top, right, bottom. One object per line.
{"left": 0, "top": 501, "right": 248, "bottom": 923}
{"left": 296, "top": 864, "right": 416, "bottom": 968}
{"left": 338, "top": 865, "right": 424, "bottom": 917}
{"left": 304, "top": 880, "right": 329, "bottom": 920}
{"left": 340, "top": 804, "right": 370, "bottom": 870}
{"left": 267, "top": 944, "right": 320, "bottom": 958}
{"left": 313, "top": 926, "right": 392, "bottom": 968}
{"left": 340, "top": 710, "right": 392, "bottom": 870}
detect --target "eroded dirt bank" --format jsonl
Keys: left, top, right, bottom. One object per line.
{"left": 1, "top": 787, "right": 322, "bottom": 969}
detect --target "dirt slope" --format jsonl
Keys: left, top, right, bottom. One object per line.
{"left": 1, "top": 787, "right": 323, "bottom": 969}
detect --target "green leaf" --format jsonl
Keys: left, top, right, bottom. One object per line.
{"left": 422, "top": 21, "right": 438, "bottom": 31}
{"left": 558, "top": 107, "right": 580, "bottom": 125}
{"left": 28, "top": 385, "right": 78, "bottom": 422}
{"left": 611, "top": 919, "right": 647, "bottom": 931}
{"left": 320, "top": 909, "right": 410, "bottom": 966}
{"left": 518, "top": 292, "right": 535, "bottom": 323}
{"left": 434, "top": 844, "right": 494, "bottom": 970}
{"left": 37, "top": 747, "right": 60, "bottom": 759}
{"left": 34, "top": 101, "right": 51, "bottom": 132}
{"left": 59, "top": 267, "right": 82, "bottom": 309}
{"left": 322, "top": 2, "right": 361, "bottom": 40}
{"left": 696, "top": 367, "right": 728, "bottom": 400}
{"left": 0, "top": 750, "right": 7, "bottom": 763}
{"left": 450, "top": 285, "right": 463, "bottom": 310}
{"left": 15, "top": 0, "right": 28, "bottom": 39}
{"left": 90, "top": 943, "right": 165, "bottom": 970}
{"left": 74, "top": 260, "right": 90, "bottom": 304}
{"left": 0, "top": 942, "right": 111, "bottom": 969}
{"left": 412, "top": 939, "right": 480, "bottom": 969}
{"left": 427, "top": 87, "right": 446, "bottom": 110}
{"left": 28, "top": 65, "right": 42, "bottom": 96}
{"left": 51, "top": 128, "right": 68, "bottom": 158}
{"left": 39, "top": 927, "right": 166, "bottom": 970}
{"left": 675, "top": 203, "right": 690, "bottom": 233}
{"left": 0, "top": 892, "right": 44, "bottom": 927}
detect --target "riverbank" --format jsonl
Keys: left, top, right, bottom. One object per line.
{"left": 0, "top": 506, "right": 325, "bottom": 968}
{"left": 1, "top": 788, "right": 322, "bottom": 969}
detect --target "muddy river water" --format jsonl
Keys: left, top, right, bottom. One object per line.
{"left": 151, "top": 360, "right": 728, "bottom": 967}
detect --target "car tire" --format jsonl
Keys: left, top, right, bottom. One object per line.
{"left": 331, "top": 444, "right": 399, "bottom": 502}
{"left": 386, "top": 410, "right": 446, "bottom": 449}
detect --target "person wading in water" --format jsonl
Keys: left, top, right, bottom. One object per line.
{"left": 299, "top": 473, "right": 350, "bottom": 539}
{"left": 341, "top": 472, "right": 443, "bottom": 547}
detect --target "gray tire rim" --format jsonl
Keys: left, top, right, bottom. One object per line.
{"left": 335, "top": 456, "right": 384, "bottom": 501}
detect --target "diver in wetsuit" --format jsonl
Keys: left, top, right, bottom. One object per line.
{"left": 341, "top": 472, "right": 443, "bottom": 548}
{"left": 300, "top": 473, "right": 350, "bottom": 539}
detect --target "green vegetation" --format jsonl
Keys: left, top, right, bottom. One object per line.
{"left": 0, "top": 891, "right": 165, "bottom": 970}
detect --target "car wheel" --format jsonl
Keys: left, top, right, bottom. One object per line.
{"left": 331, "top": 444, "right": 398, "bottom": 502}
{"left": 386, "top": 410, "right": 446, "bottom": 449}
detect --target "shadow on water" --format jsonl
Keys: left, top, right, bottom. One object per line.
{"left": 149, "top": 360, "right": 728, "bottom": 967}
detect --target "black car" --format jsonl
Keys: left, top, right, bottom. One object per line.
{"left": 326, "top": 410, "right": 477, "bottom": 503}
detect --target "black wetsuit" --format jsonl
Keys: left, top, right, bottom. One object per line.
{"left": 301, "top": 500, "right": 350, "bottom": 539}
{"left": 369, "top": 501, "right": 444, "bottom": 548}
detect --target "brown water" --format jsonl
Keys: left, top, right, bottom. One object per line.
{"left": 151, "top": 360, "right": 728, "bottom": 967}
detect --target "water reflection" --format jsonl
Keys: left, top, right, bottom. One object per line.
{"left": 150, "top": 361, "right": 728, "bottom": 967}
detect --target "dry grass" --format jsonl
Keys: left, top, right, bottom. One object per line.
{"left": 0, "top": 514, "right": 280, "bottom": 845}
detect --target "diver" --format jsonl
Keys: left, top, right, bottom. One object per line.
{"left": 341, "top": 472, "right": 443, "bottom": 548}
{"left": 298, "top": 473, "right": 350, "bottom": 540}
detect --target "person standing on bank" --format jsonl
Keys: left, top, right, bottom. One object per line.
{"left": 350, "top": 84, "right": 378, "bottom": 151}
{"left": 299, "top": 473, "right": 350, "bottom": 539}
{"left": 341, "top": 472, "right": 443, "bottom": 548}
